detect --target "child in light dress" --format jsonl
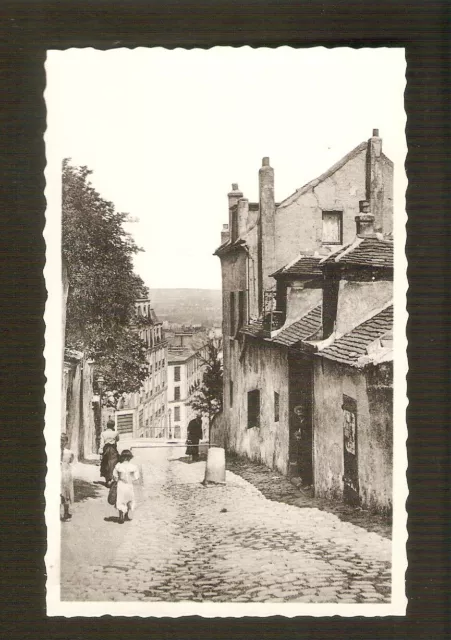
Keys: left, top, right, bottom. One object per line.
{"left": 60, "top": 433, "right": 75, "bottom": 521}
{"left": 112, "top": 449, "right": 140, "bottom": 524}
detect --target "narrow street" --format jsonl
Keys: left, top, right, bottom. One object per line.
{"left": 61, "top": 446, "right": 391, "bottom": 603}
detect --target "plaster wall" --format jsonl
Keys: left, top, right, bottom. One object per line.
{"left": 283, "top": 285, "right": 323, "bottom": 327}
{"left": 382, "top": 157, "right": 394, "bottom": 235}
{"left": 335, "top": 280, "right": 392, "bottom": 337}
{"left": 274, "top": 149, "right": 368, "bottom": 272}
{"left": 360, "top": 362, "right": 393, "bottom": 513}
{"left": 313, "top": 358, "right": 392, "bottom": 513}
{"left": 63, "top": 355, "right": 95, "bottom": 460}
{"left": 227, "top": 339, "right": 290, "bottom": 475}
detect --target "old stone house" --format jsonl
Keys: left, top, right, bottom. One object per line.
{"left": 214, "top": 130, "right": 394, "bottom": 513}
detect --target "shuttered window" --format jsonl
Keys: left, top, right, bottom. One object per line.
{"left": 174, "top": 366, "right": 181, "bottom": 382}
{"left": 174, "top": 406, "right": 180, "bottom": 422}
{"left": 174, "top": 386, "right": 180, "bottom": 401}
{"left": 116, "top": 412, "right": 134, "bottom": 435}
{"left": 322, "top": 211, "right": 343, "bottom": 244}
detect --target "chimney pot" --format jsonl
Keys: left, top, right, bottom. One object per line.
{"left": 262, "top": 157, "right": 270, "bottom": 167}
{"left": 355, "top": 201, "right": 376, "bottom": 237}
{"left": 359, "top": 200, "right": 371, "bottom": 214}
{"left": 223, "top": 224, "right": 229, "bottom": 230}
{"left": 232, "top": 183, "right": 239, "bottom": 191}
{"left": 372, "top": 128, "right": 379, "bottom": 137}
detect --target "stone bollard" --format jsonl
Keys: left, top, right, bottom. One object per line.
{"left": 203, "top": 447, "right": 226, "bottom": 485}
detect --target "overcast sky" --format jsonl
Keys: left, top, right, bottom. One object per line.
{"left": 46, "top": 47, "right": 406, "bottom": 290}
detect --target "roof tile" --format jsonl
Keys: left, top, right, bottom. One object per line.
{"left": 272, "top": 305, "right": 322, "bottom": 347}
{"left": 321, "top": 237, "right": 393, "bottom": 269}
{"left": 272, "top": 256, "right": 323, "bottom": 279}
{"left": 318, "top": 305, "right": 393, "bottom": 366}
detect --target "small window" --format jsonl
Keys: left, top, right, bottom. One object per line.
{"left": 174, "top": 386, "right": 180, "bottom": 401}
{"left": 230, "top": 380, "right": 234, "bottom": 407}
{"left": 247, "top": 389, "right": 260, "bottom": 428}
{"left": 322, "top": 211, "right": 343, "bottom": 244}
{"left": 229, "top": 292, "right": 236, "bottom": 335}
{"left": 174, "top": 406, "right": 180, "bottom": 422}
{"left": 274, "top": 392, "right": 280, "bottom": 422}
{"left": 238, "top": 290, "right": 246, "bottom": 329}
{"left": 174, "top": 366, "right": 181, "bottom": 382}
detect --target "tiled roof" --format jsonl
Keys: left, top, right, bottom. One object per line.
{"left": 272, "top": 305, "right": 322, "bottom": 347}
{"left": 321, "top": 237, "right": 393, "bottom": 269}
{"left": 271, "top": 256, "right": 323, "bottom": 279}
{"left": 168, "top": 347, "right": 194, "bottom": 363}
{"left": 213, "top": 238, "right": 247, "bottom": 256}
{"left": 318, "top": 305, "right": 393, "bottom": 366}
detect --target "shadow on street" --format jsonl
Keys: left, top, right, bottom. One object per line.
{"left": 74, "top": 478, "right": 103, "bottom": 503}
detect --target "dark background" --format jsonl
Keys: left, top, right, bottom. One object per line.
{"left": 0, "top": 1, "right": 449, "bottom": 638}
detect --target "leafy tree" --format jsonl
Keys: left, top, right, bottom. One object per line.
{"left": 62, "top": 160, "right": 149, "bottom": 399}
{"left": 187, "top": 338, "right": 223, "bottom": 439}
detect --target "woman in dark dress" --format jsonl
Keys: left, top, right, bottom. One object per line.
{"left": 100, "top": 420, "right": 120, "bottom": 486}
{"left": 186, "top": 416, "right": 203, "bottom": 461}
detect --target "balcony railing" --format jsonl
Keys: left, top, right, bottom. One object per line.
{"left": 262, "top": 310, "right": 285, "bottom": 333}
{"left": 262, "top": 288, "right": 285, "bottom": 333}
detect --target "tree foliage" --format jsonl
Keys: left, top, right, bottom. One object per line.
{"left": 187, "top": 339, "right": 223, "bottom": 433}
{"left": 62, "top": 160, "right": 149, "bottom": 398}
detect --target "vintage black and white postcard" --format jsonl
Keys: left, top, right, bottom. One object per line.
{"left": 44, "top": 46, "right": 408, "bottom": 617}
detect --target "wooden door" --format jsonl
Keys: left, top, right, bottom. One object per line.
{"left": 342, "top": 395, "right": 359, "bottom": 505}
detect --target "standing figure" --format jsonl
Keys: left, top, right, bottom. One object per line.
{"left": 60, "top": 433, "right": 75, "bottom": 521}
{"left": 112, "top": 449, "right": 140, "bottom": 524}
{"left": 186, "top": 415, "right": 203, "bottom": 461}
{"left": 99, "top": 419, "right": 120, "bottom": 487}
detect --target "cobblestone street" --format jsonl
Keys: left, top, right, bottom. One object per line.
{"left": 61, "top": 446, "right": 392, "bottom": 603}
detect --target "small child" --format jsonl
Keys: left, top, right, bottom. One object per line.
{"left": 112, "top": 449, "right": 140, "bottom": 524}
{"left": 60, "top": 433, "right": 75, "bottom": 521}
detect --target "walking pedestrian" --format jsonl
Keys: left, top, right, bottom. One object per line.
{"left": 186, "top": 415, "right": 203, "bottom": 461}
{"left": 60, "top": 433, "right": 75, "bottom": 521}
{"left": 112, "top": 449, "right": 140, "bottom": 524}
{"left": 99, "top": 419, "right": 120, "bottom": 487}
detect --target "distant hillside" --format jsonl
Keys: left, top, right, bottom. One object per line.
{"left": 148, "top": 289, "right": 222, "bottom": 326}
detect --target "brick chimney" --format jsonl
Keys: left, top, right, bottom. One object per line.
{"left": 221, "top": 224, "right": 229, "bottom": 245}
{"left": 355, "top": 200, "right": 376, "bottom": 237}
{"left": 258, "top": 157, "right": 276, "bottom": 314}
{"left": 228, "top": 183, "right": 243, "bottom": 243}
{"left": 366, "top": 129, "right": 384, "bottom": 233}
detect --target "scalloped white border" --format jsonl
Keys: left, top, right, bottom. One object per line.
{"left": 44, "top": 46, "right": 408, "bottom": 618}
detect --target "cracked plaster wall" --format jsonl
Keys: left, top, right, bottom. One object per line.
{"left": 274, "top": 149, "right": 368, "bottom": 272}
{"left": 226, "top": 339, "right": 290, "bottom": 475}
{"left": 313, "top": 358, "right": 393, "bottom": 514}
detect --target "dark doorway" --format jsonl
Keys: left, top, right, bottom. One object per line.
{"left": 288, "top": 355, "right": 313, "bottom": 486}
{"left": 342, "top": 394, "right": 359, "bottom": 505}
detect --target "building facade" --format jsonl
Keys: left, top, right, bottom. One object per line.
{"left": 214, "top": 131, "right": 394, "bottom": 514}
{"left": 119, "top": 298, "right": 168, "bottom": 439}
{"left": 167, "top": 334, "right": 208, "bottom": 441}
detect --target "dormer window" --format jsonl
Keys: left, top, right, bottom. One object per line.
{"left": 322, "top": 211, "right": 343, "bottom": 245}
